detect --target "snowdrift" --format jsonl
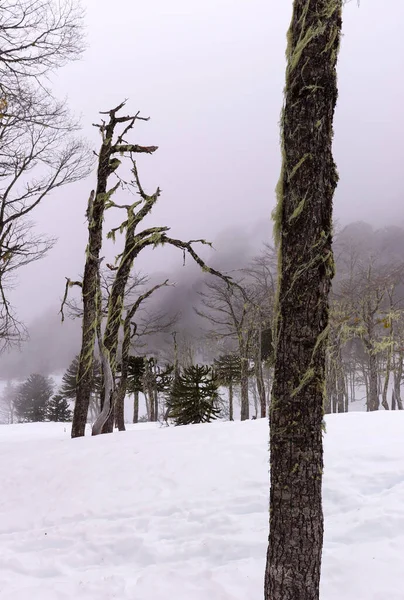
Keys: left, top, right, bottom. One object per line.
{"left": 0, "top": 413, "right": 403, "bottom": 599}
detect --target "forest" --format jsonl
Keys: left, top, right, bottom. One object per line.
{"left": 2, "top": 220, "right": 404, "bottom": 426}
{"left": 0, "top": 2, "right": 403, "bottom": 600}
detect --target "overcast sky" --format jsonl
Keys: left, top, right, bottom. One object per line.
{"left": 9, "top": 0, "right": 404, "bottom": 323}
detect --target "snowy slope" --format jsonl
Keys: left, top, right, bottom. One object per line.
{"left": 0, "top": 414, "right": 403, "bottom": 600}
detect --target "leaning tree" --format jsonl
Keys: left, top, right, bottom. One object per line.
{"left": 63, "top": 102, "right": 234, "bottom": 438}
{"left": 265, "top": 3, "right": 343, "bottom": 600}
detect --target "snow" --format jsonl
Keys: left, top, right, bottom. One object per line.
{"left": 0, "top": 414, "right": 403, "bottom": 600}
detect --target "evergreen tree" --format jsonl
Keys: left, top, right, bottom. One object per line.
{"left": 116, "top": 355, "right": 145, "bottom": 424}
{"left": 213, "top": 353, "right": 241, "bottom": 421}
{"left": 60, "top": 355, "right": 102, "bottom": 401}
{"left": 15, "top": 374, "right": 54, "bottom": 422}
{"left": 46, "top": 394, "right": 72, "bottom": 422}
{"left": 167, "top": 364, "right": 221, "bottom": 426}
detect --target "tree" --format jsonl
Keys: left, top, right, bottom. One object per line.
{"left": 15, "top": 373, "right": 54, "bottom": 422}
{"left": 167, "top": 364, "right": 221, "bottom": 426}
{"left": 46, "top": 394, "right": 72, "bottom": 422}
{"left": 196, "top": 279, "right": 253, "bottom": 420}
{"left": 0, "top": 0, "right": 89, "bottom": 351}
{"left": 0, "top": 381, "right": 17, "bottom": 424}
{"left": 59, "top": 355, "right": 102, "bottom": 422}
{"left": 63, "top": 102, "right": 234, "bottom": 438}
{"left": 62, "top": 102, "right": 159, "bottom": 438}
{"left": 265, "top": 3, "right": 342, "bottom": 600}
{"left": 213, "top": 353, "right": 241, "bottom": 421}
{"left": 125, "top": 356, "right": 146, "bottom": 424}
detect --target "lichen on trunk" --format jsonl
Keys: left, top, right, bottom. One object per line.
{"left": 265, "top": 2, "right": 342, "bottom": 600}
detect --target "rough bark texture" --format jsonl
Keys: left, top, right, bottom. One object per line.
{"left": 265, "top": 2, "right": 342, "bottom": 600}
{"left": 72, "top": 124, "right": 113, "bottom": 438}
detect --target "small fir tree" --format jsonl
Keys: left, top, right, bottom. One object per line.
{"left": 167, "top": 364, "right": 221, "bottom": 426}
{"left": 15, "top": 374, "right": 54, "bottom": 422}
{"left": 46, "top": 394, "right": 72, "bottom": 422}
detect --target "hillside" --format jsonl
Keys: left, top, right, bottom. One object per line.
{"left": 0, "top": 414, "right": 403, "bottom": 599}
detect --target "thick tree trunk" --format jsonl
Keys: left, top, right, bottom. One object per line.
{"left": 265, "top": 3, "right": 342, "bottom": 600}
{"left": 133, "top": 391, "right": 139, "bottom": 423}
{"left": 72, "top": 186, "right": 109, "bottom": 437}
{"left": 240, "top": 354, "right": 249, "bottom": 421}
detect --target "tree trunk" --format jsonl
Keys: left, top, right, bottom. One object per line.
{"left": 133, "top": 391, "right": 139, "bottom": 423}
{"left": 240, "top": 354, "right": 249, "bottom": 421}
{"left": 114, "top": 383, "right": 126, "bottom": 431}
{"left": 367, "top": 349, "right": 379, "bottom": 411}
{"left": 228, "top": 380, "right": 234, "bottom": 421}
{"left": 392, "top": 388, "right": 396, "bottom": 411}
{"left": 255, "top": 357, "right": 266, "bottom": 418}
{"left": 381, "top": 349, "right": 391, "bottom": 410}
{"left": 394, "top": 351, "right": 403, "bottom": 410}
{"left": 265, "top": 3, "right": 342, "bottom": 600}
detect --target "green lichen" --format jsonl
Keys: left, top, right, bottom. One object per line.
{"left": 291, "top": 367, "right": 315, "bottom": 398}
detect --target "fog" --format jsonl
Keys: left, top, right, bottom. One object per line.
{"left": 2, "top": 0, "right": 404, "bottom": 378}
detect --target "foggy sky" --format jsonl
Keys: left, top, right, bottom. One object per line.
{"left": 5, "top": 0, "right": 404, "bottom": 371}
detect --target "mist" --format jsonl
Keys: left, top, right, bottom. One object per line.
{"left": 2, "top": 0, "right": 404, "bottom": 379}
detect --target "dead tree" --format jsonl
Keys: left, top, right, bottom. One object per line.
{"left": 265, "top": 3, "right": 342, "bottom": 600}
{"left": 66, "top": 102, "right": 158, "bottom": 438}
{"left": 64, "top": 102, "right": 234, "bottom": 436}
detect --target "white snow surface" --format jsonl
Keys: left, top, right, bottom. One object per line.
{"left": 0, "top": 414, "right": 403, "bottom": 600}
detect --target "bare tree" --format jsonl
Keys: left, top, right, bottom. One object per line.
{"left": 196, "top": 279, "right": 253, "bottom": 420}
{"left": 0, "top": 0, "right": 89, "bottom": 349}
{"left": 265, "top": 3, "right": 342, "bottom": 600}
{"left": 64, "top": 102, "right": 234, "bottom": 437}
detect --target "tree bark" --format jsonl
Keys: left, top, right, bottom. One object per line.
{"left": 367, "top": 349, "right": 379, "bottom": 411}
{"left": 394, "top": 351, "right": 403, "bottom": 410}
{"left": 255, "top": 324, "right": 267, "bottom": 418}
{"left": 240, "top": 353, "right": 249, "bottom": 421}
{"left": 133, "top": 391, "right": 139, "bottom": 423}
{"left": 228, "top": 380, "right": 234, "bottom": 421}
{"left": 265, "top": 2, "right": 342, "bottom": 600}
{"left": 381, "top": 349, "right": 391, "bottom": 410}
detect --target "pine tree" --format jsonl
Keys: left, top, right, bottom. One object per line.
{"left": 15, "top": 374, "right": 54, "bottom": 422}
{"left": 60, "top": 355, "right": 102, "bottom": 400}
{"left": 46, "top": 394, "right": 72, "bottom": 422}
{"left": 213, "top": 353, "right": 241, "bottom": 421}
{"left": 167, "top": 364, "right": 221, "bottom": 426}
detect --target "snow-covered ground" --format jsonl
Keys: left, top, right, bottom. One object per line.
{"left": 0, "top": 414, "right": 403, "bottom": 600}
